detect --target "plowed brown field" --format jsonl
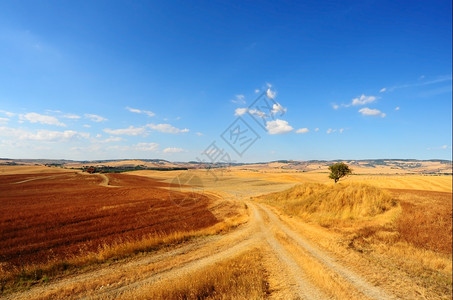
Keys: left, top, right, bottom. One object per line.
{"left": 0, "top": 172, "right": 218, "bottom": 270}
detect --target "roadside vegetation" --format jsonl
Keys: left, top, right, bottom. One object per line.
{"left": 118, "top": 249, "right": 269, "bottom": 299}
{"left": 258, "top": 181, "right": 452, "bottom": 297}
{"left": 259, "top": 182, "right": 397, "bottom": 227}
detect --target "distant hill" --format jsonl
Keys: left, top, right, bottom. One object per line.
{"left": 0, "top": 158, "right": 451, "bottom": 174}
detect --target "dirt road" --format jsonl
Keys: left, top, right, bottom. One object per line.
{"left": 7, "top": 199, "right": 396, "bottom": 300}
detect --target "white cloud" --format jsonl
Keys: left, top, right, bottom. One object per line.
{"left": 107, "top": 142, "right": 159, "bottom": 152}
{"left": 351, "top": 94, "right": 377, "bottom": 106}
{"left": 103, "top": 126, "right": 146, "bottom": 136}
{"left": 85, "top": 114, "right": 107, "bottom": 122}
{"left": 339, "top": 128, "right": 344, "bottom": 133}
{"left": 427, "top": 145, "right": 451, "bottom": 151}
{"left": 102, "top": 136, "right": 124, "bottom": 143}
{"left": 266, "top": 88, "right": 277, "bottom": 99}
{"left": 0, "top": 110, "right": 15, "bottom": 117}
{"left": 163, "top": 147, "right": 185, "bottom": 153}
{"left": 254, "top": 89, "right": 260, "bottom": 93}
{"left": 388, "top": 75, "right": 452, "bottom": 92}
{"left": 296, "top": 128, "right": 309, "bottom": 134}
{"left": 358, "top": 107, "right": 386, "bottom": 117}
{"left": 125, "top": 107, "right": 155, "bottom": 117}
{"left": 248, "top": 109, "right": 266, "bottom": 118}
{"left": 332, "top": 104, "right": 339, "bottom": 110}
{"left": 0, "top": 127, "right": 89, "bottom": 142}
{"left": 266, "top": 119, "right": 293, "bottom": 135}
{"left": 326, "top": 128, "right": 336, "bottom": 134}
{"left": 135, "top": 142, "right": 159, "bottom": 151}
{"left": 63, "top": 114, "right": 81, "bottom": 119}
{"left": 20, "top": 112, "right": 66, "bottom": 127}
{"left": 235, "top": 107, "right": 248, "bottom": 116}
{"left": 0, "top": 117, "right": 9, "bottom": 124}
{"left": 379, "top": 88, "right": 387, "bottom": 93}
{"left": 196, "top": 132, "right": 203, "bottom": 136}
{"left": 231, "top": 94, "right": 246, "bottom": 104}
{"left": 395, "top": 106, "right": 400, "bottom": 111}
{"left": 314, "top": 128, "right": 319, "bottom": 132}
{"left": 83, "top": 124, "right": 91, "bottom": 128}
{"left": 147, "top": 123, "right": 189, "bottom": 134}
{"left": 271, "top": 103, "right": 287, "bottom": 115}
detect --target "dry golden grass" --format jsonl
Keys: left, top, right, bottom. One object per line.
{"left": 275, "top": 232, "right": 366, "bottom": 300}
{"left": 258, "top": 182, "right": 398, "bottom": 227}
{"left": 0, "top": 213, "right": 248, "bottom": 293}
{"left": 258, "top": 180, "right": 452, "bottom": 297}
{"left": 350, "top": 174, "right": 452, "bottom": 192}
{"left": 117, "top": 249, "right": 269, "bottom": 300}
{"left": 392, "top": 189, "right": 452, "bottom": 254}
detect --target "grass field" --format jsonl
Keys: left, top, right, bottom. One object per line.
{"left": 0, "top": 168, "right": 249, "bottom": 292}
{"left": 1, "top": 165, "right": 451, "bottom": 298}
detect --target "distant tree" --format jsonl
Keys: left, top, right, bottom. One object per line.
{"left": 328, "top": 162, "right": 352, "bottom": 183}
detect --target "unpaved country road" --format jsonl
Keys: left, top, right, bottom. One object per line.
{"left": 6, "top": 202, "right": 395, "bottom": 300}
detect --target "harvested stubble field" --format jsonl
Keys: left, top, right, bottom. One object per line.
{"left": 1, "top": 165, "right": 452, "bottom": 299}
{"left": 0, "top": 169, "right": 226, "bottom": 289}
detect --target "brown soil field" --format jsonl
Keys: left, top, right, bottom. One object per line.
{"left": 0, "top": 171, "right": 218, "bottom": 270}
{"left": 389, "top": 188, "right": 452, "bottom": 254}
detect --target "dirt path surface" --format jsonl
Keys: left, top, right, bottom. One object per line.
{"left": 7, "top": 199, "right": 396, "bottom": 300}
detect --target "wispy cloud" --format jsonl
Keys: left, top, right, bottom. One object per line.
{"left": 63, "top": 114, "right": 81, "bottom": 119}
{"left": 326, "top": 128, "right": 345, "bottom": 134}
{"left": 358, "top": 107, "right": 386, "bottom": 117}
{"left": 0, "top": 117, "right": 9, "bottom": 124}
{"left": 107, "top": 142, "right": 159, "bottom": 152}
{"left": 231, "top": 94, "right": 246, "bottom": 104}
{"left": 147, "top": 123, "right": 189, "bottom": 134}
{"left": 266, "top": 119, "right": 293, "bottom": 135}
{"left": 135, "top": 142, "right": 159, "bottom": 151}
{"left": 20, "top": 112, "right": 66, "bottom": 127}
{"left": 427, "top": 145, "right": 451, "bottom": 151}
{"left": 196, "top": 132, "right": 203, "bottom": 136}
{"left": 102, "top": 136, "right": 125, "bottom": 143}
{"left": 336, "top": 94, "right": 377, "bottom": 109}
{"left": 103, "top": 126, "right": 146, "bottom": 136}
{"left": 296, "top": 128, "right": 309, "bottom": 134}
{"left": 125, "top": 107, "right": 155, "bottom": 117}
{"left": 0, "top": 110, "right": 16, "bottom": 117}
{"left": 314, "top": 128, "right": 319, "bottom": 132}
{"left": 387, "top": 75, "right": 452, "bottom": 92}
{"left": 0, "top": 126, "right": 89, "bottom": 141}
{"left": 163, "top": 147, "right": 185, "bottom": 153}
{"left": 379, "top": 87, "right": 387, "bottom": 93}
{"left": 395, "top": 106, "right": 400, "bottom": 111}
{"left": 85, "top": 114, "right": 107, "bottom": 122}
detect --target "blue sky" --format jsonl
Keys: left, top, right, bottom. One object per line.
{"left": 0, "top": 1, "right": 451, "bottom": 162}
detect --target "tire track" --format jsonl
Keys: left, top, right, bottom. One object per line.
{"left": 6, "top": 200, "right": 396, "bottom": 299}
{"left": 256, "top": 203, "right": 395, "bottom": 300}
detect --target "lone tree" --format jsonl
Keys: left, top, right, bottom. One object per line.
{"left": 328, "top": 162, "right": 352, "bottom": 183}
